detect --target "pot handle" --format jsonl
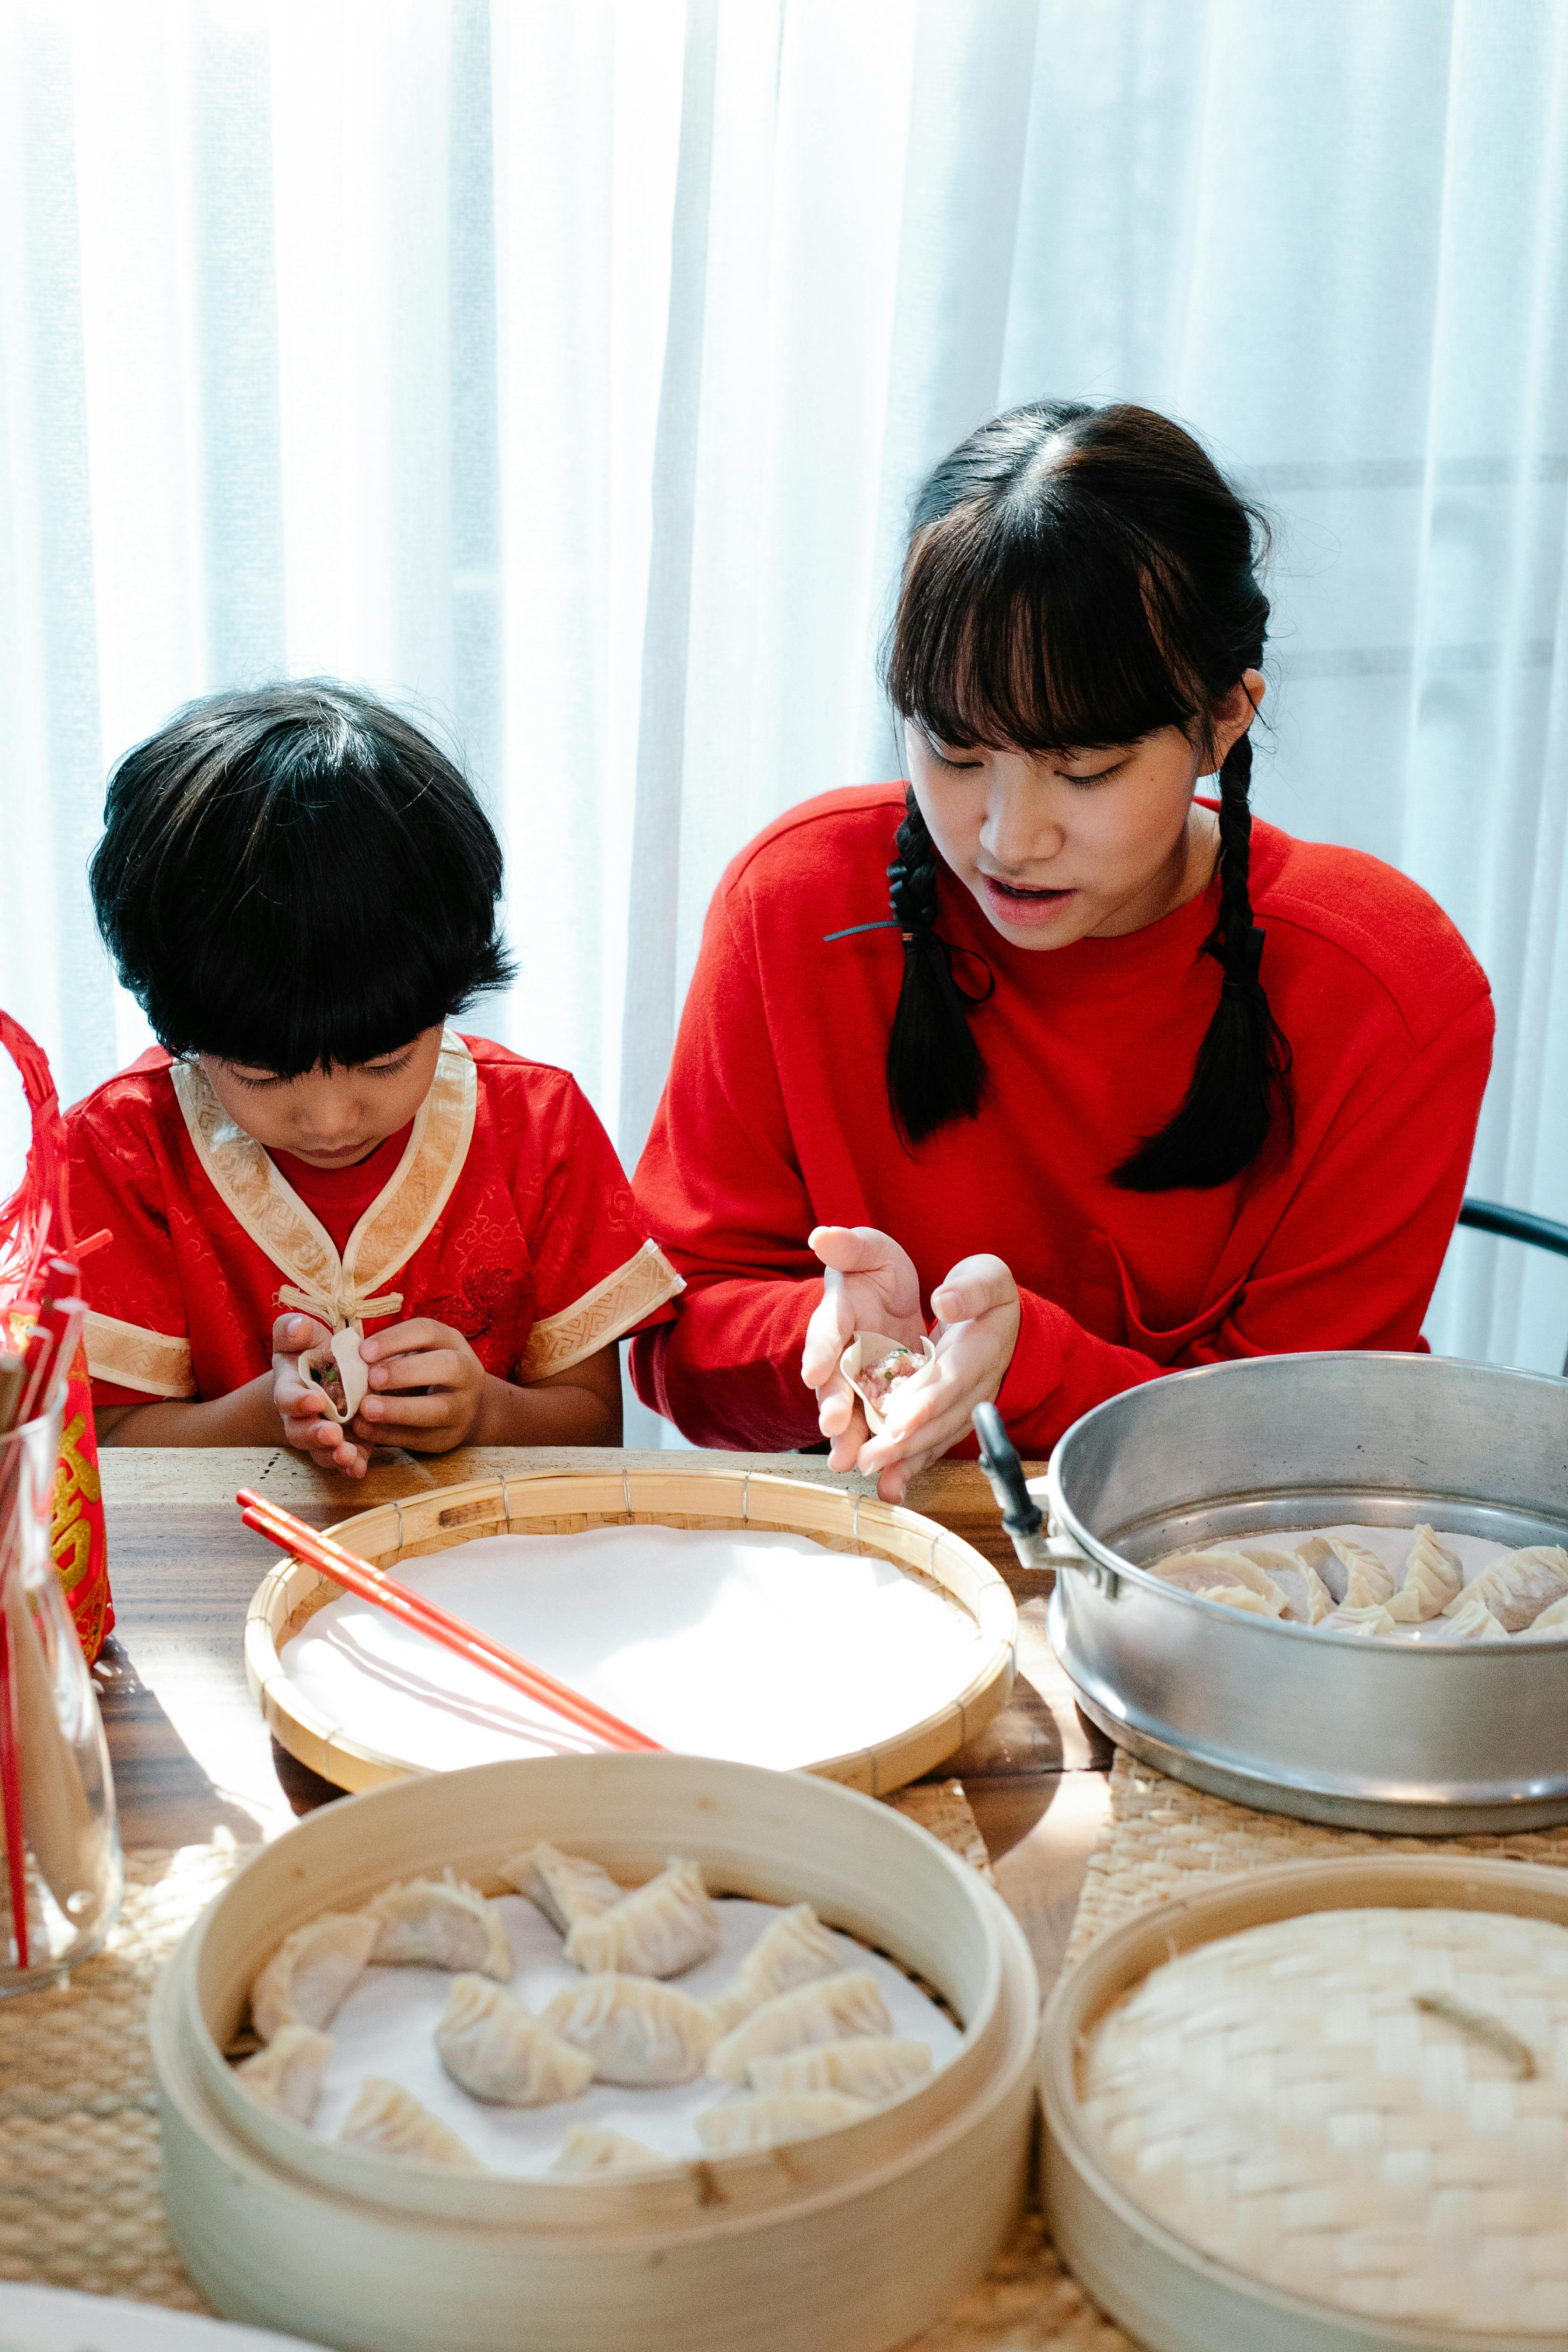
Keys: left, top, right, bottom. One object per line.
{"left": 973, "top": 1408, "right": 1121, "bottom": 1590}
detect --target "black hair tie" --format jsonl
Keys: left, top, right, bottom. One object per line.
{"left": 1220, "top": 924, "right": 1267, "bottom": 998}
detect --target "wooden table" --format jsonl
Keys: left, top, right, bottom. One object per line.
{"left": 94, "top": 1446, "right": 1113, "bottom": 1994}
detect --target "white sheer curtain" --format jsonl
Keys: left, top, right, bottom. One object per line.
{"left": 3, "top": 0, "right": 1568, "bottom": 1421}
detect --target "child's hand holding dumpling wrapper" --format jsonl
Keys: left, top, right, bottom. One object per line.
{"left": 274, "top": 1311, "right": 500, "bottom": 1476}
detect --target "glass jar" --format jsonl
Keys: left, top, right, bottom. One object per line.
{"left": 0, "top": 1404, "right": 122, "bottom": 1990}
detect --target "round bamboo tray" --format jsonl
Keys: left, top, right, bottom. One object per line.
{"left": 152, "top": 1751, "right": 1040, "bottom": 2352}
{"left": 1041, "top": 1855, "right": 1568, "bottom": 2352}
{"left": 244, "top": 1468, "right": 1017, "bottom": 1796}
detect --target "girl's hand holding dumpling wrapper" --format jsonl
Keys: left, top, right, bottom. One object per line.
{"left": 802, "top": 1224, "right": 1021, "bottom": 1504}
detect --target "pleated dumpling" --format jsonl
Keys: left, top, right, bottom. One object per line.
{"left": 746, "top": 2037, "right": 932, "bottom": 2103}
{"left": 252, "top": 1911, "right": 378, "bottom": 2043}
{"left": 563, "top": 1857, "right": 719, "bottom": 1979}
{"left": 434, "top": 1974, "right": 594, "bottom": 2106}
{"left": 500, "top": 1841, "right": 623, "bottom": 1935}
{"left": 707, "top": 1904, "right": 842, "bottom": 2033}
{"left": 1521, "top": 1591, "right": 1568, "bottom": 1639}
{"left": 1148, "top": 1551, "right": 1283, "bottom": 1615}
{"left": 364, "top": 1874, "right": 512, "bottom": 1981}
{"left": 1300, "top": 1535, "right": 1394, "bottom": 1611}
{"left": 339, "top": 2077, "right": 482, "bottom": 2168}
{"left": 1445, "top": 1593, "right": 1510, "bottom": 1642}
{"left": 1246, "top": 1548, "right": 1335, "bottom": 1626}
{"left": 1204, "top": 1585, "right": 1281, "bottom": 1616}
{"left": 1386, "top": 1525, "right": 1463, "bottom": 1623}
{"left": 1326, "top": 1602, "right": 1397, "bottom": 1637}
{"left": 234, "top": 2024, "right": 333, "bottom": 2124}
{"left": 550, "top": 2124, "right": 670, "bottom": 2177}
{"left": 695, "top": 2091, "right": 873, "bottom": 2154}
{"left": 541, "top": 1973, "right": 719, "bottom": 2086}
{"left": 707, "top": 1969, "right": 892, "bottom": 2084}
{"left": 1445, "top": 1544, "right": 1568, "bottom": 1634}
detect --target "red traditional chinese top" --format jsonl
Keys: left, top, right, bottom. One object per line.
{"left": 67, "top": 1031, "right": 681, "bottom": 1407}
{"left": 630, "top": 786, "right": 1494, "bottom": 1456}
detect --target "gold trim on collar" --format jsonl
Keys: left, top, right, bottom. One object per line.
{"left": 85, "top": 1309, "right": 196, "bottom": 1399}
{"left": 169, "top": 1031, "right": 479, "bottom": 1331}
{"left": 518, "top": 1240, "right": 685, "bottom": 1381}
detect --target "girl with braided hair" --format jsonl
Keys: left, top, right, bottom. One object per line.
{"left": 631, "top": 402, "right": 1492, "bottom": 1498}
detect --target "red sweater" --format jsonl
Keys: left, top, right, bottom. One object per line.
{"left": 630, "top": 785, "right": 1493, "bottom": 1455}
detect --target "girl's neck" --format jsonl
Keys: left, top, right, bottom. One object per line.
{"left": 1087, "top": 799, "right": 1220, "bottom": 940}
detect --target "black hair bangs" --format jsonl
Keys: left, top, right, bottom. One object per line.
{"left": 91, "top": 683, "right": 514, "bottom": 1075}
{"left": 884, "top": 490, "right": 1209, "bottom": 761}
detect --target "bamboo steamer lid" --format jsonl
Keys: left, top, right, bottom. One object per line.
{"left": 1042, "top": 1856, "right": 1568, "bottom": 2352}
{"left": 153, "top": 1752, "right": 1040, "bottom": 2352}
{"left": 244, "top": 1468, "right": 1017, "bottom": 1797}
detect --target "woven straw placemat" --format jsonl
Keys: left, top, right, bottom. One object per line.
{"left": 0, "top": 1838, "right": 250, "bottom": 2310}
{"left": 0, "top": 1791, "right": 1096, "bottom": 2345}
{"left": 1063, "top": 1750, "right": 1568, "bottom": 1971}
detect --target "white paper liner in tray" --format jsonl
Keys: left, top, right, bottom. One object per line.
{"left": 290, "top": 1894, "right": 963, "bottom": 2176}
{"left": 280, "top": 1526, "right": 986, "bottom": 1772}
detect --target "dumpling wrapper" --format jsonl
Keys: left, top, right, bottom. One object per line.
{"left": 1240, "top": 1547, "right": 1335, "bottom": 1625}
{"left": 1520, "top": 1591, "right": 1568, "bottom": 1639}
{"left": 339, "top": 2076, "right": 482, "bottom": 2168}
{"left": 1445, "top": 1544, "right": 1568, "bottom": 1634}
{"left": 1147, "top": 1551, "right": 1284, "bottom": 1616}
{"left": 563, "top": 1857, "right": 719, "bottom": 1980}
{"left": 1225, "top": 1544, "right": 1330, "bottom": 1624}
{"left": 299, "top": 1324, "right": 370, "bottom": 1425}
{"left": 1204, "top": 1585, "right": 1280, "bottom": 1616}
{"left": 840, "top": 1330, "right": 938, "bottom": 1434}
{"left": 252, "top": 1911, "right": 378, "bottom": 2044}
{"left": 1299, "top": 1535, "right": 1395, "bottom": 1611}
{"left": 551, "top": 2124, "right": 671, "bottom": 2177}
{"left": 1387, "top": 1524, "right": 1463, "bottom": 1622}
{"left": 501, "top": 1841, "right": 623, "bottom": 1935}
{"left": 364, "top": 1874, "right": 513, "bottom": 1981}
{"left": 695, "top": 2091, "right": 874, "bottom": 2154}
{"left": 1326, "top": 1602, "right": 1398, "bottom": 1637}
{"left": 746, "top": 2036, "right": 932, "bottom": 2102}
{"left": 435, "top": 1974, "right": 594, "bottom": 2106}
{"left": 1445, "top": 1593, "right": 1510, "bottom": 1642}
{"left": 708, "top": 1903, "right": 843, "bottom": 2033}
{"left": 541, "top": 1973, "right": 718, "bottom": 2086}
{"left": 234, "top": 2024, "right": 334, "bottom": 2125}
{"left": 707, "top": 1969, "right": 892, "bottom": 2084}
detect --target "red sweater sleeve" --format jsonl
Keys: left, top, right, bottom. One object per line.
{"left": 995, "top": 992, "right": 1494, "bottom": 1450}
{"left": 630, "top": 893, "right": 823, "bottom": 1448}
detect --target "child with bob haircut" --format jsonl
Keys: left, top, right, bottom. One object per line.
{"left": 70, "top": 681, "right": 680, "bottom": 1476}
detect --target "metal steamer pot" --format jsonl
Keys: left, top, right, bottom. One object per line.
{"left": 1032, "top": 1352, "right": 1568, "bottom": 1835}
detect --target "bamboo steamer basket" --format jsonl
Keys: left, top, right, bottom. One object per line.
{"left": 244, "top": 1467, "right": 1016, "bottom": 1797}
{"left": 1041, "top": 1855, "right": 1568, "bottom": 2352}
{"left": 152, "top": 1751, "right": 1040, "bottom": 2352}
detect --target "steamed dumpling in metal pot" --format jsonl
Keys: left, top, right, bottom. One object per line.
{"left": 1445, "top": 1544, "right": 1568, "bottom": 1634}
{"left": 1146, "top": 1551, "right": 1284, "bottom": 1616}
{"left": 1299, "top": 1535, "right": 1394, "bottom": 1611}
{"left": 1386, "top": 1524, "right": 1463, "bottom": 1622}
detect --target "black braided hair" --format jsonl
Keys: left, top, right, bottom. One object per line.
{"left": 881, "top": 398, "right": 1291, "bottom": 1189}
{"left": 1111, "top": 729, "right": 1292, "bottom": 1189}
{"left": 886, "top": 791, "right": 988, "bottom": 1139}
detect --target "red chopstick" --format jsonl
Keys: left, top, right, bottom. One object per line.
{"left": 237, "top": 1490, "right": 663, "bottom": 1754}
